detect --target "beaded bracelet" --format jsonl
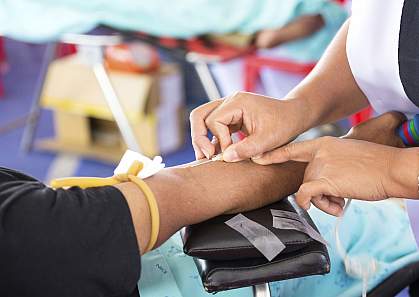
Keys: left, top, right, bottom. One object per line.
{"left": 398, "top": 114, "right": 419, "bottom": 146}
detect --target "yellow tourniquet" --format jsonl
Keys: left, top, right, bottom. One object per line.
{"left": 50, "top": 160, "right": 159, "bottom": 253}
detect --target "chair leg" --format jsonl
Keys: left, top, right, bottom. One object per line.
{"left": 20, "top": 43, "right": 57, "bottom": 153}
{"left": 93, "top": 55, "right": 142, "bottom": 153}
{"left": 192, "top": 60, "right": 221, "bottom": 101}
{"left": 253, "top": 283, "right": 271, "bottom": 297}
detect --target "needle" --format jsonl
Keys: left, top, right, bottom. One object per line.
{"left": 190, "top": 153, "right": 223, "bottom": 167}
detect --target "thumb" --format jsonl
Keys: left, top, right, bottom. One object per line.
{"left": 222, "top": 135, "right": 267, "bottom": 162}
{"left": 295, "top": 179, "right": 331, "bottom": 210}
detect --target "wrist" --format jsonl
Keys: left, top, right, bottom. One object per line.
{"left": 156, "top": 166, "right": 235, "bottom": 226}
{"left": 388, "top": 148, "right": 419, "bottom": 198}
{"left": 281, "top": 96, "right": 317, "bottom": 134}
{"left": 285, "top": 83, "right": 367, "bottom": 129}
{"left": 284, "top": 84, "right": 336, "bottom": 133}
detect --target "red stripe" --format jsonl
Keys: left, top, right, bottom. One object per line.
{"left": 403, "top": 123, "right": 415, "bottom": 145}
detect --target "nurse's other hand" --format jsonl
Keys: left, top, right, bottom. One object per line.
{"left": 189, "top": 92, "right": 307, "bottom": 161}
{"left": 345, "top": 111, "right": 406, "bottom": 148}
{"left": 255, "top": 137, "right": 418, "bottom": 215}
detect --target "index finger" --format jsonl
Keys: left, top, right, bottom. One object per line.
{"left": 254, "top": 138, "right": 320, "bottom": 165}
{"left": 311, "top": 196, "right": 344, "bottom": 217}
{"left": 190, "top": 100, "right": 223, "bottom": 159}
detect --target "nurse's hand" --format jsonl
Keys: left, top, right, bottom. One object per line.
{"left": 190, "top": 92, "right": 307, "bottom": 161}
{"left": 254, "top": 136, "right": 419, "bottom": 215}
{"left": 345, "top": 111, "right": 406, "bottom": 148}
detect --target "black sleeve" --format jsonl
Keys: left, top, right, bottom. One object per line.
{"left": 0, "top": 167, "right": 141, "bottom": 297}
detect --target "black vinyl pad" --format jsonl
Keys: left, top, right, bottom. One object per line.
{"left": 181, "top": 197, "right": 330, "bottom": 292}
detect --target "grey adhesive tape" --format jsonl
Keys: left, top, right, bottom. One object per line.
{"left": 271, "top": 210, "right": 328, "bottom": 246}
{"left": 270, "top": 209, "right": 302, "bottom": 220}
{"left": 273, "top": 216, "right": 306, "bottom": 230}
{"left": 225, "top": 214, "right": 285, "bottom": 261}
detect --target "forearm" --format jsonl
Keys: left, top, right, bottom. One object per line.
{"left": 115, "top": 160, "right": 306, "bottom": 253}
{"left": 116, "top": 133, "right": 360, "bottom": 253}
{"left": 285, "top": 20, "right": 369, "bottom": 131}
{"left": 117, "top": 112, "right": 406, "bottom": 254}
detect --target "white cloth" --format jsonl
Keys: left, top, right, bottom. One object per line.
{"left": 346, "top": 0, "right": 419, "bottom": 118}
{"left": 346, "top": 0, "right": 419, "bottom": 245}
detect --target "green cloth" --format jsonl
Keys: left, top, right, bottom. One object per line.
{"left": 0, "top": 0, "right": 347, "bottom": 61}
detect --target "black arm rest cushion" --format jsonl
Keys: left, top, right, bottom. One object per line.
{"left": 181, "top": 197, "right": 330, "bottom": 292}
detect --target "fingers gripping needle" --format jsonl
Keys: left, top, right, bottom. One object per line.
{"left": 191, "top": 153, "right": 224, "bottom": 167}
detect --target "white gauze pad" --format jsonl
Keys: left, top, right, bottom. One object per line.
{"left": 114, "top": 150, "right": 165, "bottom": 179}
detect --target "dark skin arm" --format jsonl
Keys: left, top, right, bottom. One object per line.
{"left": 115, "top": 112, "right": 406, "bottom": 254}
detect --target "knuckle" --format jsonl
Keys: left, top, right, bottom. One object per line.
{"left": 219, "top": 133, "right": 231, "bottom": 143}
{"left": 237, "top": 141, "right": 257, "bottom": 158}
{"left": 245, "top": 141, "right": 259, "bottom": 156}
{"left": 189, "top": 108, "right": 201, "bottom": 122}
{"left": 319, "top": 177, "right": 337, "bottom": 195}
{"left": 192, "top": 136, "right": 207, "bottom": 147}
{"left": 283, "top": 144, "right": 293, "bottom": 157}
{"left": 231, "top": 91, "right": 250, "bottom": 102}
{"left": 204, "top": 116, "right": 215, "bottom": 130}
{"left": 281, "top": 143, "right": 295, "bottom": 160}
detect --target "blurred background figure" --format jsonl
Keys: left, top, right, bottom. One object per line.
{"left": 211, "top": 0, "right": 348, "bottom": 98}
{"left": 0, "top": 1, "right": 366, "bottom": 297}
{"left": 0, "top": 0, "right": 347, "bottom": 188}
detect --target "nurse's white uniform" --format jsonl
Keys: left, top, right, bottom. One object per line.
{"left": 347, "top": 0, "right": 419, "bottom": 117}
{"left": 270, "top": 0, "right": 419, "bottom": 296}
{"left": 347, "top": 0, "right": 419, "bottom": 244}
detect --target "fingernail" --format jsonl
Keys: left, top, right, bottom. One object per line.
{"left": 202, "top": 148, "right": 210, "bottom": 159}
{"left": 223, "top": 148, "right": 239, "bottom": 162}
{"left": 211, "top": 136, "right": 219, "bottom": 145}
{"left": 251, "top": 154, "right": 265, "bottom": 165}
{"left": 251, "top": 153, "right": 263, "bottom": 160}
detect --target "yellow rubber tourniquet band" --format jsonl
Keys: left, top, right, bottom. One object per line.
{"left": 50, "top": 160, "right": 159, "bottom": 253}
